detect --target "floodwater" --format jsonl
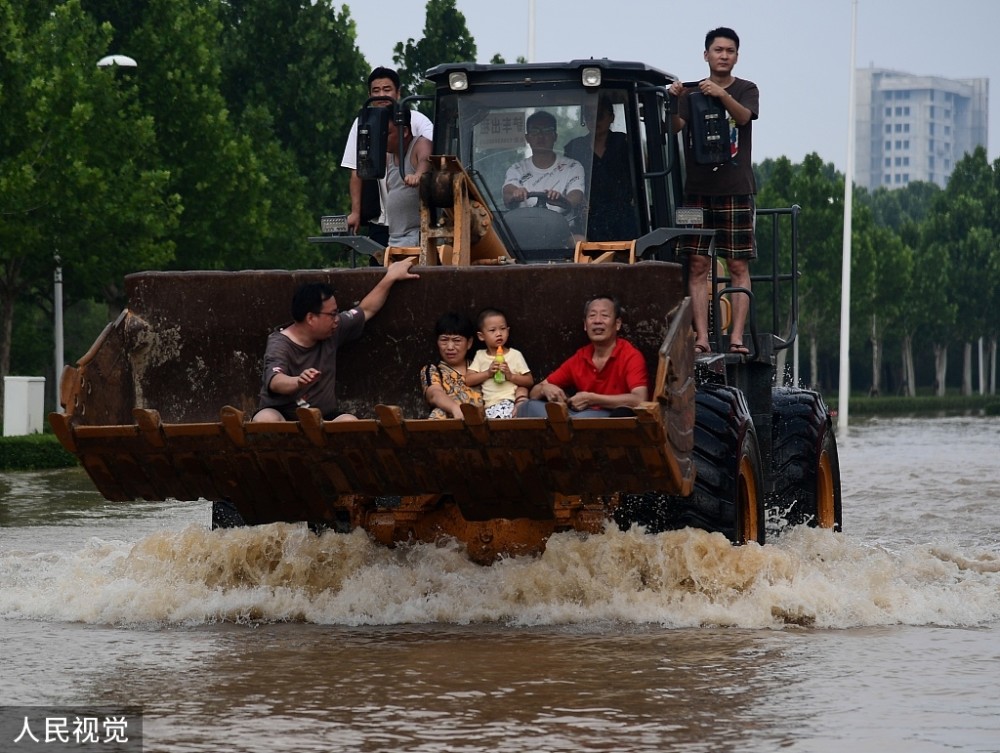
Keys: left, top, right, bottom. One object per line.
{"left": 1, "top": 415, "right": 999, "bottom": 752}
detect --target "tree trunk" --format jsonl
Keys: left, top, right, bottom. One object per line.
{"left": 978, "top": 337, "right": 985, "bottom": 396}
{"left": 933, "top": 343, "right": 948, "bottom": 397}
{"left": 869, "top": 314, "right": 881, "bottom": 397}
{"left": 0, "top": 292, "right": 13, "bottom": 424}
{"left": 990, "top": 336, "right": 997, "bottom": 396}
{"left": 962, "top": 342, "right": 973, "bottom": 396}
{"left": 901, "top": 333, "right": 916, "bottom": 397}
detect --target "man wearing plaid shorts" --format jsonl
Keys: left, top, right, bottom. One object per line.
{"left": 668, "top": 27, "right": 759, "bottom": 355}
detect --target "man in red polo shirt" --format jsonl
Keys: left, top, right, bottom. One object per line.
{"left": 518, "top": 295, "right": 648, "bottom": 418}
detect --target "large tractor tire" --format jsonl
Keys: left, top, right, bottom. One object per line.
{"left": 211, "top": 499, "right": 246, "bottom": 529}
{"left": 769, "top": 387, "right": 842, "bottom": 532}
{"left": 615, "top": 383, "right": 765, "bottom": 545}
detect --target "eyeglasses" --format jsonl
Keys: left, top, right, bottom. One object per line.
{"left": 315, "top": 309, "right": 339, "bottom": 319}
{"left": 526, "top": 126, "right": 556, "bottom": 136}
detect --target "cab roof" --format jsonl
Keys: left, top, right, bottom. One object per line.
{"left": 424, "top": 60, "right": 677, "bottom": 89}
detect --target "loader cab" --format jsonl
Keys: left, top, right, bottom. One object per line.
{"left": 423, "top": 60, "right": 685, "bottom": 263}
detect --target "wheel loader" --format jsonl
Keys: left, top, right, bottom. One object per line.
{"left": 50, "top": 60, "right": 842, "bottom": 563}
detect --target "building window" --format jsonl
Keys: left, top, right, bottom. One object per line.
{"left": 885, "top": 157, "right": 891, "bottom": 167}
{"left": 944, "top": 125, "right": 951, "bottom": 136}
{"left": 903, "top": 123, "right": 910, "bottom": 133}
{"left": 945, "top": 109, "right": 951, "bottom": 119}
{"left": 885, "top": 140, "right": 892, "bottom": 150}
{"left": 884, "top": 174, "right": 891, "bottom": 184}
{"left": 903, "top": 157, "right": 910, "bottom": 166}
{"left": 885, "top": 124, "right": 892, "bottom": 133}
{"left": 885, "top": 107, "right": 892, "bottom": 116}
{"left": 903, "top": 140, "right": 910, "bottom": 149}
{"left": 903, "top": 106, "right": 911, "bottom": 115}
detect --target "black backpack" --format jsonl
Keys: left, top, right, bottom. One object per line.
{"left": 686, "top": 91, "right": 731, "bottom": 166}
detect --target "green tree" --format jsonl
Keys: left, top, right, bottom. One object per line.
{"left": 393, "top": 0, "right": 477, "bottom": 101}
{"left": 919, "top": 148, "right": 997, "bottom": 394}
{"left": 78, "top": 0, "right": 319, "bottom": 272}
{"left": 217, "top": 0, "right": 370, "bottom": 218}
{"left": 858, "top": 221, "right": 910, "bottom": 396}
{"left": 0, "top": 0, "right": 175, "bottom": 411}
{"left": 864, "top": 181, "right": 943, "bottom": 395}
{"left": 757, "top": 154, "right": 846, "bottom": 390}
{"left": 128, "top": 0, "right": 274, "bottom": 270}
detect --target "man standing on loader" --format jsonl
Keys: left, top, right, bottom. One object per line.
{"left": 668, "top": 27, "right": 759, "bottom": 356}
{"left": 342, "top": 67, "right": 433, "bottom": 246}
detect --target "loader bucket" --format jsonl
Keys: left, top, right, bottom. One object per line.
{"left": 52, "top": 263, "right": 696, "bottom": 560}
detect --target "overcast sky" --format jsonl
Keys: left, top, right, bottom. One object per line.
{"left": 345, "top": 0, "right": 997, "bottom": 173}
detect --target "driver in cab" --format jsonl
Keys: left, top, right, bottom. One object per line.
{"left": 502, "top": 110, "right": 585, "bottom": 217}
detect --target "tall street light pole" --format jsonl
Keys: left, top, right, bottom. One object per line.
{"left": 838, "top": 0, "right": 858, "bottom": 432}
{"left": 53, "top": 256, "right": 63, "bottom": 412}
{"left": 52, "top": 55, "right": 138, "bottom": 411}
{"left": 49, "top": 53, "right": 142, "bottom": 413}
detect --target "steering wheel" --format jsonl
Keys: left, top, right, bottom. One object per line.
{"left": 525, "top": 190, "right": 572, "bottom": 211}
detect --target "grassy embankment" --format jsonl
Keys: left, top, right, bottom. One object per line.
{"left": 0, "top": 433, "right": 78, "bottom": 471}
{"left": 825, "top": 393, "right": 1000, "bottom": 416}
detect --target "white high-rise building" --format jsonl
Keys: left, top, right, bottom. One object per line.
{"left": 855, "top": 67, "right": 988, "bottom": 191}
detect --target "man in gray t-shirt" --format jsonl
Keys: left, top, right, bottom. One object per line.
{"left": 253, "top": 259, "right": 419, "bottom": 422}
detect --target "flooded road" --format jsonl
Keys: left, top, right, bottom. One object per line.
{"left": 2, "top": 415, "right": 998, "bottom": 752}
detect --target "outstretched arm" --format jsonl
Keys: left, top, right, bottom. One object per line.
{"left": 358, "top": 258, "right": 420, "bottom": 321}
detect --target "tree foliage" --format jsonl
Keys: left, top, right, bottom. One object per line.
{"left": 1, "top": 0, "right": 996, "bottom": 404}
{"left": 0, "top": 0, "right": 176, "bottom": 388}
{"left": 393, "top": 0, "right": 477, "bottom": 100}
{"left": 217, "top": 0, "right": 370, "bottom": 216}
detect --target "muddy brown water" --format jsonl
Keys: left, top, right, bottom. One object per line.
{"left": 2, "top": 415, "right": 999, "bottom": 752}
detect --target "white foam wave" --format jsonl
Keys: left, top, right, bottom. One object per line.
{"left": 2, "top": 523, "right": 998, "bottom": 629}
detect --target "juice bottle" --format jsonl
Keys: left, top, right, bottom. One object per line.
{"left": 493, "top": 345, "right": 505, "bottom": 383}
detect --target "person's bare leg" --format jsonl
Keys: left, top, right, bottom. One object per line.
{"left": 251, "top": 408, "right": 286, "bottom": 422}
{"left": 727, "top": 258, "right": 751, "bottom": 350}
{"left": 687, "top": 253, "right": 711, "bottom": 352}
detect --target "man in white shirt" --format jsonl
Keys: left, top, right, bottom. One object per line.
{"left": 342, "top": 67, "right": 433, "bottom": 246}
{"left": 502, "top": 110, "right": 585, "bottom": 216}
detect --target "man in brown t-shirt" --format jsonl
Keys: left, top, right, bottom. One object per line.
{"left": 253, "top": 258, "right": 418, "bottom": 422}
{"left": 668, "top": 27, "right": 759, "bottom": 356}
